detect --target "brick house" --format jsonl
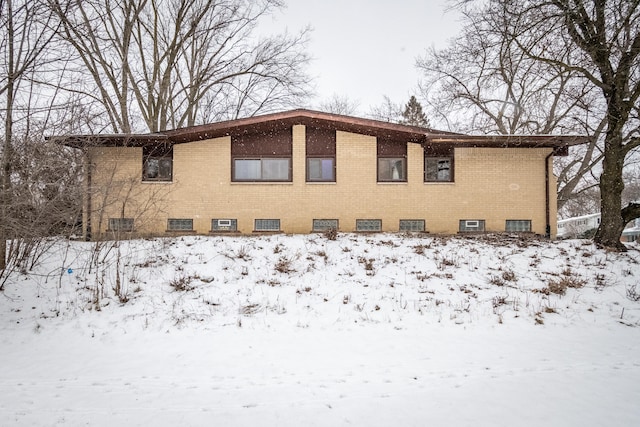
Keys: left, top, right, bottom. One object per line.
{"left": 52, "top": 109, "right": 588, "bottom": 239}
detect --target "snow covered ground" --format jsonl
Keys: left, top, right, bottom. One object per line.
{"left": 1, "top": 233, "right": 639, "bottom": 426}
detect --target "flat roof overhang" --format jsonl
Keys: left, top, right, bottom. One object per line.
{"left": 48, "top": 109, "right": 592, "bottom": 153}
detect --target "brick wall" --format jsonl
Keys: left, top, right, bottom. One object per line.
{"left": 86, "top": 125, "right": 557, "bottom": 238}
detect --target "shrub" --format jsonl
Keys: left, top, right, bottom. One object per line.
{"left": 323, "top": 227, "right": 338, "bottom": 240}
{"left": 275, "top": 256, "right": 295, "bottom": 273}
{"left": 547, "top": 276, "right": 586, "bottom": 295}
{"left": 169, "top": 275, "right": 195, "bottom": 292}
{"left": 626, "top": 285, "right": 640, "bottom": 302}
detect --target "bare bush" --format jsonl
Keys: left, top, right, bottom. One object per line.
{"left": 626, "top": 285, "right": 640, "bottom": 302}
{"left": 547, "top": 276, "right": 586, "bottom": 296}
{"left": 169, "top": 275, "right": 195, "bottom": 292}
{"left": 323, "top": 227, "right": 338, "bottom": 241}
{"left": 274, "top": 256, "right": 295, "bottom": 274}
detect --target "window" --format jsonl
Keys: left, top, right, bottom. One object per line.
{"left": 459, "top": 220, "right": 485, "bottom": 232}
{"left": 255, "top": 219, "right": 280, "bottom": 232}
{"left": 378, "top": 158, "right": 407, "bottom": 181}
{"left": 313, "top": 219, "right": 338, "bottom": 232}
{"left": 399, "top": 219, "right": 425, "bottom": 232}
{"left": 356, "top": 219, "right": 382, "bottom": 232}
{"left": 167, "top": 218, "right": 193, "bottom": 231}
{"left": 108, "top": 218, "right": 134, "bottom": 232}
{"left": 506, "top": 220, "right": 531, "bottom": 232}
{"left": 211, "top": 219, "right": 238, "bottom": 232}
{"left": 425, "top": 145, "right": 453, "bottom": 182}
{"left": 378, "top": 138, "right": 407, "bottom": 182}
{"left": 306, "top": 127, "right": 336, "bottom": 182}
{"left": 143, "top": 145, "right": 173, "bottom": 182}
{"left": 307, "top": 158, "right": 335, "bottom": 181}
{"left": 234, "top": 158, "right": 290, "bottom": 181}
{"left": 232, "top": 129, "right": 292, "bottom": 182}
{"left": 425, "top": 158, "right": 452, "bottom": 181}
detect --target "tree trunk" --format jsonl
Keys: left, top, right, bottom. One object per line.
{"left": 594, "top": 135, "right": 626, "bottom": 250}
{"left": 1, "top": 0, "right": 15, "bottom": 272}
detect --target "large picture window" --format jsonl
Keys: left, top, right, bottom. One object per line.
{"left": 425, "top": 145, "right": 454, "bottom": 182}
{"left": 232, "top": 129, "right": 292, "bottom": 182}
{"left": 143, "top": 145, "right": 173, "bottom": 182}
{"left": 234, "top": 158, "right": 290, "bottom": 181}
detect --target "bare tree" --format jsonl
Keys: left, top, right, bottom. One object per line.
{"left": 317, "top": 93, "right": 360, "bottom": 115}
{"left": 1, "top": 0, "right": 61, "bottom": 273}
{"left": 367, "top": 95, "right": 403, "bottom": 123}
{"left": 498, "top": 0, "right": 640, "bottom": 250}
{"left": 418, "top": 0, "right": 639, "bottom": 247}
{"left": 49, "top": 0, "right": 312, "bottom": 133}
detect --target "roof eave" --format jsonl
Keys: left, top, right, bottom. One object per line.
{"left": 47, "top": 133, "right": 168, "bottom": 149}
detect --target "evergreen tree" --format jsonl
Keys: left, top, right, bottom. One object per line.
{"left": 400, "top": 96, "right": 430, "bottom": 127}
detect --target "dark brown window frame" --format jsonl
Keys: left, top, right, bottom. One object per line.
{"left": 232, "top": 157, "right": 292, "bottom": 182}
{"left": 377, "top": 157, "right": 407, "bottom": 182}
{"left": 424, "top": 145, "right": 454, "bottom": 183}
{"left": 231, "top": 129, "right": 293, "bottom": 182}
{"left": 306, "top": 157, "right": 336, "bottom": 182}
{"left": 306, "top": 127, "right": 336, "bottom": 182}
{"left": 143, "top": 145, "right": 173, "bottom": 182}
{"left": 377, "top": 138, "right": 407, "bottom": 183}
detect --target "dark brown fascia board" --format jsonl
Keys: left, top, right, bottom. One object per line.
{"left": 426, "top": 134, "right": 592, "bottom": 149}
{"left": 47, "top": 133, "right": 168, "bottom": 149}
{"left": 49, "top": 109, "right": 591, "bottom": 150}
{"left": 163, "top": 109, "right": 447, "bottom": 144}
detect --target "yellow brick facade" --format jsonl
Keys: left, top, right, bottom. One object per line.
{"left": 86, "top": 124, "right": 558, "bottom": 238}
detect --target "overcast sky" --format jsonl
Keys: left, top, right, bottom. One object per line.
{"left": 263, "top": 0, "right": 461, "bottom": 113}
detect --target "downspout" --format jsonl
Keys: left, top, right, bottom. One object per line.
{"left": 545, "top": 150, "right": 553, "bottom": 238}
{"left": 84, "top": 149, "right": 92, "bottom": 241}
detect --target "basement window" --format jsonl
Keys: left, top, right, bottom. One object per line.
{"left": 312, "top": 219, "right": 338, "bottom": 232}
{"left": 167, "top": 218, "right": 193, "bottom": 231}
{"left": 356, "top": 219, "right": 382, "bottom": 232}
{"left": 399, "top": 219, "right": 425, "bottom": 232}
{"left": 108, "top": 218, "right": 134, "bottom": 232}
{"left": 211, "top": 219, "right": 238, "bottom": 232}
{"left": 506, "top": 220, "right": 532, "bottom": 232}
{"left": 459, "top": 220, "right": 485, "bottom": 232}
{"left": 255, "top": 219, "right": 280, "bottom": 232}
